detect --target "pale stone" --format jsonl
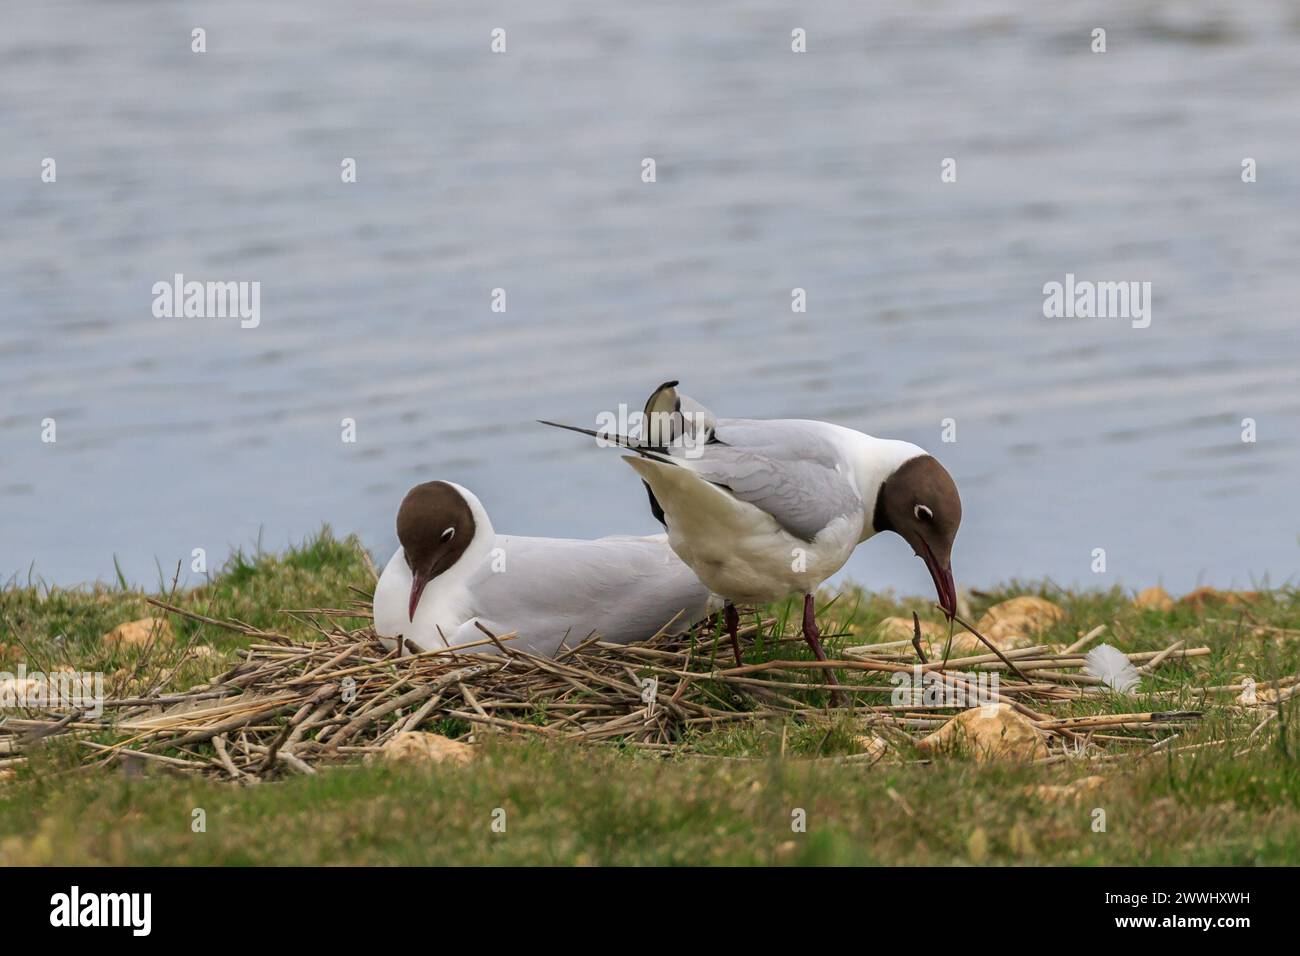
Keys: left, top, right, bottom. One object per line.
{"left": 917, "top": 703, "right": 1049, "bottom": 762}
{"left": 1133, "top": 587, "right": 1175, "bottom": 612}
{"left": 874, "top": 616, "right": 945, "bottom": 642}
{"left": 376, "top": 731, "right": 474, "bottom": 766}
{"left": 103, "top": 618, "right": 174, "bottom": 648}
{"left": 1179, "top": 587, "right": 1261, "bottom": 610}
{"left": 976, "top": 596, "right": 1066, "bottom": 646}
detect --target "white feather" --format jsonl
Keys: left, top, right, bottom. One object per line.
{"left": 1085, "top": 643, "right": 1140, "bottom": 694}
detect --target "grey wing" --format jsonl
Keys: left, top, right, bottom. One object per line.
{"left": 673, "top": 419, "right": 862, "bottom": 541}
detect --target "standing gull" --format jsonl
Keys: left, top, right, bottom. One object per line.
{"left": 373, "top": 480, "right": 721, "bottom": 657}
{"left": 542, "top": 382, "right": 962, "bottom": 697}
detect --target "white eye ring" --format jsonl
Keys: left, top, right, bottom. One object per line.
{"left": 914, "top": 504, "right": 933, "bottom": 521}
{"left": 440, "top": 527, "right": 455, "bottom": 543}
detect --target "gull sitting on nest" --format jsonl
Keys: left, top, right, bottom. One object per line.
{"left": 373, "top": 481, "right": 721, "bottom": 657}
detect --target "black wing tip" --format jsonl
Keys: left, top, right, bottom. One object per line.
{"left": 537, "top": 419, "right": 601, "bottom": 438}
{"left": 538, "top": 418, "right": 659, "bottom": 453}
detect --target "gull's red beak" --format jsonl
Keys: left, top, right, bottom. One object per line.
{"left": 920, "top": 543, "right": 958, "bottom": 620}
{"left": 935, "top": 564, "right": 957, "bottom": 620}
{"left": 408, "top": 571, "right": 430, "bottom": 622}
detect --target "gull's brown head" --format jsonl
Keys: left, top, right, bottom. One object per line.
{"left": 396, "top": 481, "right": 476, "bottom": 621}
{"left": 873, "top": 455, "right": 962, "bottom": 619}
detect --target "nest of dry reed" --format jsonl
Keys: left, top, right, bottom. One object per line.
{"left": 0, "top": 595, "right": 1217, "bottom": 782}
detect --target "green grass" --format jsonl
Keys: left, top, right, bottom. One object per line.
{"left": 2, "top": 532, "right": 1298, "bottom": 865}
{"left": 5, "top": 736, "right": 1299, "bottom": 865}
{"left": 0, "top": 527, "right": 375, "bottom": 686}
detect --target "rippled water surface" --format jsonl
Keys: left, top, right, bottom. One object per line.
{"left": 3, "top": 1, "right": 1298, "bottom": 597}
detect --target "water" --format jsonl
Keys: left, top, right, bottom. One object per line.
{"left": 2, "top": 0, "right": 1298, "bottom": 600}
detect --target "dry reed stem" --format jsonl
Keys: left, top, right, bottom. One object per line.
{"left": 0, "top": 603, "right": 1245, "bottom": 780}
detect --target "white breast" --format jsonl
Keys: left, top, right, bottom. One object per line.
{"left": 373, "top": 548, "right": 475, "bottom": 651}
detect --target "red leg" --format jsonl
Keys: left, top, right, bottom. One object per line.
{"left": 724, "top": 602, "right": 742, "bottom": 667}
{"left": 802, "top": 593, "right": 845, "bottom": 706}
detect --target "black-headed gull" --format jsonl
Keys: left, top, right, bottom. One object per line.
{"left": 373, "top": 480, "right": 721, "bottom": 657}
{"left": 542, "top": 382, "right": 962, "bottom": 694}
